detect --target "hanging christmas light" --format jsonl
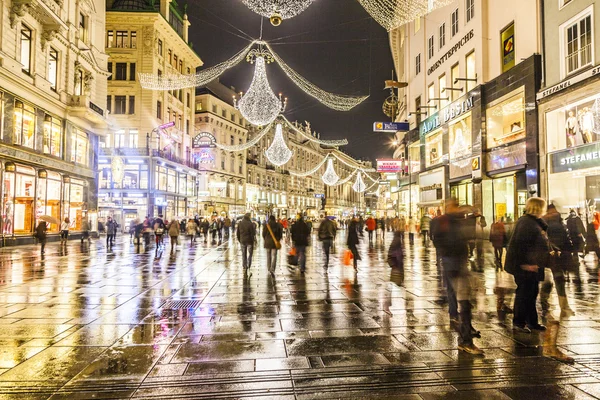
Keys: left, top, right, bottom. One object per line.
{"left": 215, "top": 121, "right": 274, "bottom": 152}
{"left": 281, "top": 115, "right": 348, "bottom": 146}
{"left": 357, "top": 0, "right": 453, "bottom": 31}
{"left": 240, "top": 0, "right": 316, "bottom": 25}
{"left": 234, "top": 51, "right": 287, "bottom": 127}
{"left": 353, "top": 172, "right": 367, "bottom": 193}
{"left": 265, "top": 123, "right": 293, "bottom": 166}
{"left": 322, "top": 158, "right": 340, "bottom": 186}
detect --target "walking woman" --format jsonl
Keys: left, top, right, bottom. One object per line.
{"left": 505, "top": 197, "right": 550, "bottom": 333}
{"left": 541, "top": 204, "right": 575, "bottom": 318}
{"left": 168, "top": 219, "right": 180, "bottom": 253}
{"left": 60, "top": 217, "right": 70, "bottom": 245}
{"left": 347, "top": 215, "right": 362, "bottom": 270}
{"left": 263, "top": 215, "right": 283, "bottom": 276}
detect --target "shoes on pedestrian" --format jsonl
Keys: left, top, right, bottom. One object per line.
{"left": 499, "top": 304, "right": 514, "bottom": 314}
{"left": 528, "top": 324, "right": 547, "bottom": 331}
{"left": 470, "top": 326, "right": 481, "bottom": 338}
{"left": 458, "top": 343, "right": 484, "bottom": 355}
{"left": 513, "top": 325, "right": 532, "bottom": 334}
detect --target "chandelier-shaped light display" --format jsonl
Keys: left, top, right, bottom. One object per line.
{"left": 322, "top": 158, "right": 340, "bottom": 186}
{"left": 357, "top": 0, "right": 454, "bottom": 31}
{"left": 265, "top": 123, "right": 293, "bottom": 166}
{"left": 353, "top": 172, "right": 367, "bottom": 193}
{"left": 234, "top": 55, "right": 286, "bottom": 127}
{"left": 240, "top": 0, "right": 316, "bottom": 21}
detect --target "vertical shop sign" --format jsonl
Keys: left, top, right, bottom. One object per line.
{"left": 501, "top": 23, "right": 515, "bottom": 73}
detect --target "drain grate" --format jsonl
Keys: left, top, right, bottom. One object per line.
{"left": 161, "top": 300, "right": 202, "bottom": 310}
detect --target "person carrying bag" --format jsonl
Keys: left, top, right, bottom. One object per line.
{"left": 263, "top": 216, "right": 283, "bottom": 276}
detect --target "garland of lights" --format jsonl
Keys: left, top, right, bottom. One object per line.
{"left": 289, "top": 154, "right": 331, "bottom": 177}
{"left": 265, "top": 123, "right": 293, "bottom": 166}
{"left": 364, "top": 181, "right": 379, "bottom": 193}
{"left": 322, "top": 158, "right": 340, "bottom": 186}
{"left": 356, "top": 0, "right": 454, "bottom": 31}
{"left": 139, "top": 41, "right": 255, "bottom": 91}
{"left": 281, "top": 115, "right": 348, "bottom": 146}
{"left": 264, "top": 42, "right": 368, "bottom": 111}
{"left": 330, "top": 152, "right": 376, "bottom": 173}
{"left": 215, "top": 121, "right": 273, "bottom": 152}
{"left": 240, "top": 0, "right": 316, "bottom": 20}
{"left": 234, "top": 53, "right": 286, "bottom": 126}
{"left": 352, "top": 172, "right": 367, "bottom": 193}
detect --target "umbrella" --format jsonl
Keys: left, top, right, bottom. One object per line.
{"left": 39, "top": 215, "right": 59, "bottom": 225}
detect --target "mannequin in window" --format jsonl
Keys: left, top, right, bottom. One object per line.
{"left": 579, "top": 107, "right": 595, "bottom": 144}
{"left": 565, "top": 111, "right": 579, "bottom": 148}
{"left": 430, "top": 147, "right": 438, "bottom": 165}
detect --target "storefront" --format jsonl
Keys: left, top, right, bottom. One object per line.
{"left": 540, "top": 75, "right": 600, "bottom": 218}
{"left": 482, "top": 55, "right": 541, "bottom": 224}
{"left": 418, "top": 166, "right": 446, "bottom": 217}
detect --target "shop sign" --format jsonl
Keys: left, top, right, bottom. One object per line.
{"left": 472, "top": 156, "right": 482, "bottom": 180}
{"left": 377, "top": 159, "right": 403, "bottom": 173}
{"left": 420, "top": 97, "right": 474, "bottom": 136}
{"left": 158, "top": 121, "right": 175, "bottom": 130}
{"left": 550, "top": 142, "right": 600, "bottom": 173}
{"left": 198, "top": 190, "right": 210, "bottom": 197}
{"left": 537, "top": 65, "right": 600, "bottom": 100}
{"left": 194, "top": 148, "right": 215, "bottom": 164}
{"left": 501, "top": 23, "right": 515, "bottom": 73}
{"left": 192, "top": 132, "right": 217, "bottom": 148}
{"left": 314, "top": 193, "right": 325, "bottom": 198}
{"left": 428, "top": 30, "right": 474, "bottom": 75}
{"left": 373, "top": 121, "right": 409, "bottom": 133}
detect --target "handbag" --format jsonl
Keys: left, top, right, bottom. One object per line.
{"left": 266, "top": 223, "right": 282, "bottom": 250}
{"left": 343, "top": 249, "right": 354, "bottom": 266}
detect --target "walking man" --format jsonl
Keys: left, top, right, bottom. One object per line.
{"left": 263, "top": 215, "right": 283, "bottom": 276}
{"left": 237, "top": 213, "right": 256, "bottom": 271}
{"left": 291, "top": 214, "right": 310, "bottom": 274}
{"left": 318, "top": 213, "right": 337, "bottom": 270}
{"left": 106, "top": 217, "right": 116, "bottom": 247}
{"left": 366, "top": 216, "right": 376, "bottom": 244}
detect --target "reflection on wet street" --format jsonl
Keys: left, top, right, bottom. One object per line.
{"left": 0, "top": 233, "right": 599, "bottom": 398}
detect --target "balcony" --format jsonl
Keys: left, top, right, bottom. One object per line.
{"left": 152, "top": 149, "right": 198, "bottom": 169}
{"left": 67, "top": 95, "right": 107, "bottom": 126}
{"left": 10, "top": 0, "right": 67, "bottom": 31}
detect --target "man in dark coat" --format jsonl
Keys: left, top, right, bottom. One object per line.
{"left": 237, "top": 213, "right": 256, "bottom": 270}
{"left": 566, "top": 209, "right": 586, "bottom": 256}
{"left": 347, "top": 215, "right": 362, "bottom": 270}
{"left": 291, "top": 214, "right": 310, "bottom": 273}
{"left": 262, "top": 215, "right": 283, "bottom": 276}
{"left": 318, "top": 213, "right": 337, "bottom": 269}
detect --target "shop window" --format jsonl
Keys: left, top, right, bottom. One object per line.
{"left": 107, "top": 62, "right": 112, "bottom": 81}
{"left": 157, "top": 39, "right": 162, "bottom": 56}
{"left": 157, "top": 100, "right": 162, "bottom": 119}
{"left": 48, "top": 48, "right": 58, "bottom": 91}
{"left": 562, "top": 10, "right": 593, "bottom": 77}
{"left": 451, "top": 9, "right": 459, "bottom": 37}
{"left": 107, "top": 31, "right": 114, "bottom": 48}
{"left": 115, "top": 63, "right": 127, "bottom": 80}
{"left": 425, "top": 130, "right": 445, "bottom": 168}
{"left": 408, "top": 142, "right": 421, "bottom": 173}
{"left": 67, "top": 180, "right": 85, "bottom": 231}
{"left": 79, "top": 13, "right": 88, "bottom": 43}
{"left": 14, "top": 100, "right": 35, "bottom": 149}
{"left": 43, "top": 114, "right": 62, "bottom": 157}
{"left": 10, "top": 165, "right": 36, "bottom": 234}
{"left": 114, "top": 95, "right": 126, "bottom": 114}
{"left": 486, "top": 89, "right": 525, "bottom": 149}
{"left": 114, "top": 130, "right": 125, "bottom": 148}
{"left": 167, "top": 169, "right": 176, "bottom": 192}
{"left": 450, "top": 63, "right": 460, "bottom": 101}
{"left": 449, "top": 114, "right": 472, "bottom": 160}
{"left": 439, "top": 23, "right": 446, "bottom": 49}
{"left": 178, "top": 173, "right": 186, "bottom": 194}
{"left": 36, "top": 171, "right": 61, "bottom": 233}
{"left": 140, "top": 165, "right": 148, "bottom": 189}
{"left": 20, "top": 26, "right": 32, "bottom": 74}
{"left": 128, "top": 96, "right": 135, "bottom": 115}
{"left": 71, "top": 128, "right": 89, "bottom": 165}
{"left": 546, "top": 93, "right": 600, "bottom": 152}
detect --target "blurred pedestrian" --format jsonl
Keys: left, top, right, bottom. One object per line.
{"left": 347, "top": 215, "right": 362, "bottom": 270}
{"left": 490, "top": 217, "right": 506, "bottom": 269}
{"left": 35, "top": 221, "right": 47, "bottom": 254}
{"left": 398, "top": 215, "right": 406, "bottom": 244}
{"left": 434, "top": 198, "right": 483, "bottom": 355}
{"left": 505, "top": 197, "right": 550, "bottom": 333}
{"left": 291, "top": 214, "right": 310, "bottom": 274}
{"left": 81, "top": 218, "right": 91, "bottom": 244}
{"left": 407, "top": 216, "right": 416, "bottom": 245}
{"left": 60, "top": 217, "right": 70, "bottom": 245}
{"left": 168, "top": 219, "right": 180, "bottom": 253}
{"left": 387, "top": 229, "right": 404, "bottom": 269}
{"left": 318, "top": 213, "right": 337, "bottom": 270}
{"left": 106, "top": 217, "right": 116, "bottom": 247}
{"left": 420, "top": 213, "right": 431, "bottom": 245}
{"left": 366, "top": 216, "right": 376, "bottom": 244}
{"left": 263, "top": 215, "right": 283, "bottom": 276}
{"left": 224, "top": 216, "right": 232, "bottom": 239}
{"left": 430, "top": 209, "right": 443, "bottom": 267}
{"left": 187, "top": 218, "right": 197, "bottom": 243}
{"left": 237, "top": 213, "right": 256, "bottom": 271}
{"left": 542, "top": 204, "right": 575, "bottom": 318}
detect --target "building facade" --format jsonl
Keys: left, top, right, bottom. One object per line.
{"left": 194, "top": 81, "right": 248, "bottom": 218}
{"left": 99, "top": 0, "right": 202, "bottom": 227}
{"left": 389, "top": 0, "right": 542, "bottom": 224}
{"left": 0, "top": 0, "right": 109, "bottom": 243}
{"left": 539, "top": 0, "right": 600, "bottom": 220}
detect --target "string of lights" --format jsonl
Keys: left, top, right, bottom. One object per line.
{"left": 139, "top": 41, "right": 257, "bottom": 91}
{"left": 330, "top": 152, "right": 376, "bottom": 173}
{"left": 264, "top": 42, "right": 369, "bottom": 111}
{"left": 265, "top": 123, "right": 293, "bottom": 166}
{"left": 280, "top": 116, "right": 348, "bottom": 146}
{"left": 214, "top": 122, "right": 274, "bottom": 151}
{"left": 288, "top": 154, "right": 330, "bottom": 177}
{"left": 240, "top": 0, "right": 316, "bottom": 20}
{"left": 356, "top": 0, "right": 454, "bottom": 31}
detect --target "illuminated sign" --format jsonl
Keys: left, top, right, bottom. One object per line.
{"left": 420, "top": 96, "right": 474, "bottom": 136}
{"left": 192, "top": 132, "right": 217, "bottom": 148}
{"left": 194, "top": 148, "right": 215, "bottom": 164}
{"left": 377, "top": 159, "right": 403, "bottom": 173}
{"left": 373, "top": 121, "right": 409, "bottom": 133}
{"left": 550, "top": 142, "right": 600, "bottom": 173}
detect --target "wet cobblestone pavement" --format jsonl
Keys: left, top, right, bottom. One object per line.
{"left": 1, "top": 232, "right": 600, "bottom": 398}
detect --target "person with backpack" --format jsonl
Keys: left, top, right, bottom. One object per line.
{"left": 318, "top": 213, "right": 337, "bottom": 270}
{"left": 291, "top": 214, "right": 311, "bottom": 274}
{"left": 237, "top": 213, "right": 256, "bottom": 271}
{"left": 263, "top": 215, "right": 283, "bottom": 276}
{"left": 167, "top": 219, "right": 180, "bottom": 253}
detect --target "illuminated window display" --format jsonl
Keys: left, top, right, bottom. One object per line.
{"left": 425, "top": 129, "right": 445, "bottom": 168}
{"left": 36, "top": 171, "right": 62, "bottom": 233}
{"left": 71, "top": 128, "right": 89, "bottom": 165}
{"left": 486, "top": 89, "right": 526, "bottom": 149}
{"left": 14, "top": 101, "right": 35, "bottom": 149}
{"left": 546, "top": 94, "right": 600, "bottom": 152}
{"left": 449, "top": 114, "right": 472, "bottom": 160}
{"left": 408, "top": 142, "right": 421, "bottom": 173}
{"left": 43, "top": 115, "right": 62, "bottom": 157}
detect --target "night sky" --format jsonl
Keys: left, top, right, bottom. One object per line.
{"left": 187, "top": 0, "right": 396, "bottom": 162}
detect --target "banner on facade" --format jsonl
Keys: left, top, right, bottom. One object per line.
{"left": 501, "top": 23, "right": 515, "bottom": 73}
{"left": 376, "top": 159, "right": 403, "bottom": 173}
{"left": 373, "top": 121, "right": 409, "bottom": 133}
{"left": 192, "top": 132, "right": 217, "bottom": 148}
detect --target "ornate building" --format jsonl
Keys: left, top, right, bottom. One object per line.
{"left": 0, "top": 0, "right": 109, "bottom": 244}
{"left": 98, "top": 0, "right": 203, "bottom": 227}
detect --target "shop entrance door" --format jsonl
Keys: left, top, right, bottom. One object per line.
{"left": 483, "top": 175, "right": 517, "bottom": 224}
